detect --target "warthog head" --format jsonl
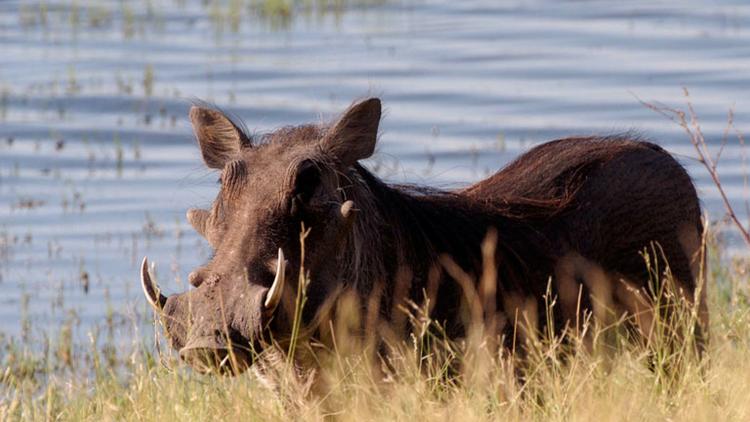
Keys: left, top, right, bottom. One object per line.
{"left": 141, "top": 98, "right": 382, "bottom": 374}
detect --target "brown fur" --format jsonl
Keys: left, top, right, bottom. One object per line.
{"left": 152, "top": 99, "right": 706, "bottom": 375}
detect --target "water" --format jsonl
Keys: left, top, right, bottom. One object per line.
{"left": 1, "top": 0, "right": 749, "bottom": 343}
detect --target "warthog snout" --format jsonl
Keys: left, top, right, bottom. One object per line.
{"left": 140, "top": 256, "right": 280, "bottom": 374}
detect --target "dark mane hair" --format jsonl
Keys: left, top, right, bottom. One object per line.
{"left": 328, "top": 162, "right": 556, "bottom": 337}
{"left": 323, "top": 133, "right": 704, "bottom": 343}
{"left": 464, "top": 134, "right": 657, "bottom": 220}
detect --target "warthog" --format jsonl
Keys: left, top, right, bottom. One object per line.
{"left": 140, "top": 98, "right": 706, "bottom": 375}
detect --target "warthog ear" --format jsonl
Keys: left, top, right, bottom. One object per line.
{"left": 189, "top": 106, "right": 251, "bottom": 169}
{"left": 321, "top": 98, "right": 381, "bottom": 167}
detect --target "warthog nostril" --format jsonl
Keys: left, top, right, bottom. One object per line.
{"left": 187, "top": 271, "right": 202, "bottom": 287}
{"left": 188, "top": 268, "right": 220, "bottom": 287}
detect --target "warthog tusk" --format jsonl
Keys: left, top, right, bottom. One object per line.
{"left": 264, "top": 248, "right": 286, "bottom": 310}
{"left": 141, "top": 257, "right": 167, "bottom": 311}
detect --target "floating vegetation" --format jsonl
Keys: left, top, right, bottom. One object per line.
{"left": 18, "top": 0, "right": 164, "bottom": 37}
{"left": 16, "top": 0, "right": 390, "bottom": 37}
{"left": 276, "top": 0, "right": 355, "bottom": 28}
{"left": 66, "top": 65, "right": 80, "bottom": 95}
{"left": 133, "top": 139, "right": 141, "bottom": 160}
{"left": 142, "top": 212, "right": 165, "bottom": 240}
{"left": 121, "top": 3, "right": 136, "bottom": 38}
{"left": 68, "top": 0, "right": 80, "bottom": 29}
{"left": 113, "top": 133, "right": 124, "bottom": 176}
{"left": 87, "top": 3, "right": 112, "bottom": 28}
{"left": 0, "top": 87, "right": 9, "bottom": 120}
{"left": 115, "top": 73, "right": 134, "bottom": 95}
{"left": 496, "top": 132, "right": 506, "bottom": 152}
{"left": 79, "top": 261, "right": 89, "bottom": 294}
{"left": 0, "top": 230, "right": 14, "bottom": 263}
{"left": 61, "top": 188, "right": 86, "bottom": 213}
{"left": 142, "top": 65, "right": 154, "bottom": 97}
{"left": 252, "top": 0, "right": 320, "bottom": 29}
{"left": 11, "top": 198, "right": 46, "bottom": 211}
{"left": 18, "top": 2, "right": 44, "bottom": 27}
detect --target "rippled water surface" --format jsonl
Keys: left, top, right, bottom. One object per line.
{"left": 1, "top": 0, "right": 749, "bottom": 341}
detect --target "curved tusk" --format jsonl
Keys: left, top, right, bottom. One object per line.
{"left": 264, "top": 248, "right": 286, "bottom": 310}
{"left": 141, "top": 257, "right": 167, "bottom": 311}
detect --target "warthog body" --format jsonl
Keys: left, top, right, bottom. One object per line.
{"left": 140, "top": 98, "right": 706, "bottom": 374}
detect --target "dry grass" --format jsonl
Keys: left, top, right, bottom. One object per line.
{"left": 1, "top": 237, "right": 749, "bottom": 422}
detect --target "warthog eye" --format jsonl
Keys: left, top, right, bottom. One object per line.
{"left": 293, "top": 160, "right": 321, "bottom": 204}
